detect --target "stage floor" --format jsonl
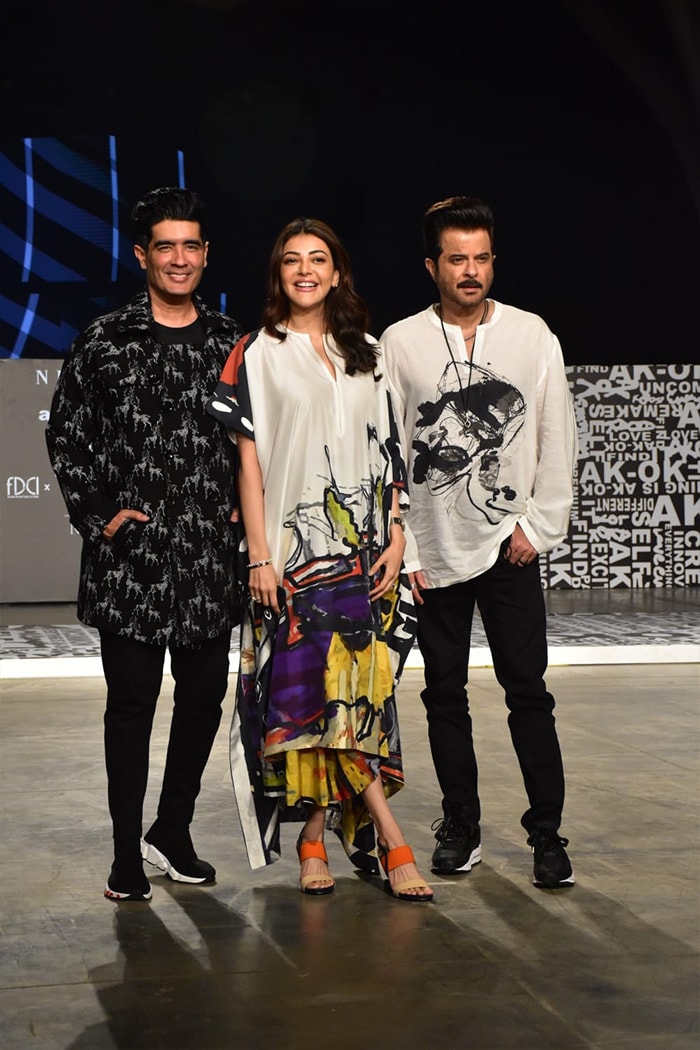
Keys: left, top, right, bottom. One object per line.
{"left": 1, "top": 659, "right": 698, "bottom": 1049}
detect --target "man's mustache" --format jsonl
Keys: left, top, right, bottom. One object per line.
{"left": 458, "top": 281, "right": 483, "bottom": 289}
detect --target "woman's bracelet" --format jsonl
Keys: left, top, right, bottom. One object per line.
{"left": 247, "top": 557, "right": 272, "bottom": 570}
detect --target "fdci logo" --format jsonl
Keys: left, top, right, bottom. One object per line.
{"left": 6, "top": 477, "right": 40, "bottom": 498}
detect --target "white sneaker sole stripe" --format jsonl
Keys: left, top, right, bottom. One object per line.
{"left": 140, "top": 840, "right": 209, "bottom": 883}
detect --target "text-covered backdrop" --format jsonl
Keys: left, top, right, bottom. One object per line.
{"left": 540, "top": 364, "right": 699, "bottom": 588}
{"left": 1, "top": 361, "right": 698, "bottom": 602}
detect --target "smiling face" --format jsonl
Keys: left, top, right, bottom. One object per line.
{"left": 133, "top": 219, "right": 208, "bottom": 306}
{"left": 279, "top": 233, "right": 339, "bottom": 315}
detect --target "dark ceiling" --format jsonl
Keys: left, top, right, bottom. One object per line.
{"left": 3, "top": 0, "right": 700, "bottom": 362}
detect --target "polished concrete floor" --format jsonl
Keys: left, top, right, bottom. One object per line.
{"left": 1, "top": 602, "right": 699, "bottom": 1048}
{"left": 2, "top": 669, "right": 699, "bottom": 1049}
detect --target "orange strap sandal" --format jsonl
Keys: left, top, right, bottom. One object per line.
{"left": 379, "top": 845, "right": 434, "bottom": 903}
{"left": 296, "top": 836, "right": 335, "bottom": 896}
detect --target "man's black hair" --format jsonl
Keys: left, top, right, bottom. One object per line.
{"left": 131, "top": 187, "right": 207, "bottom": 249}
{"left": 422, "top": 196, "right": 495, "bottom": 261}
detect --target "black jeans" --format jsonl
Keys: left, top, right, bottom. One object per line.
{"left": 99, "top": 630, "right": 231, "bottom": 862}
{"left": 416, "top": 549, "right": 565, "bottom": 834}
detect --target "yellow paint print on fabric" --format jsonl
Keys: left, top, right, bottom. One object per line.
{"left": 325, "top": 632, "right": 394, "bottom": 752}
{"left": 325, "top": 487, "right": 360, "bottom": 546}
{"left": 284, "top": 748, "right": 375, "bottom": 809}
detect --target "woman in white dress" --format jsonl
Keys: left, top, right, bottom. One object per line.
{"left": 207, "top": 218, "right": 432, "bottom": 902}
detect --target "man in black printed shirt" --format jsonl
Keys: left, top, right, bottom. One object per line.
{"left": 47, "top": 187, "right": 243, "bottom": 901}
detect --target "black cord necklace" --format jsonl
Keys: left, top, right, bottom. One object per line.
{"left": 438, "top": 299, "right": 490, "bottom": 412}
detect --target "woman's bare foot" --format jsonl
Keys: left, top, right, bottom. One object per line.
{"left": 379, "top": 842, "right": 434, "bottom": 902}
{"left": 297, "top": 809, "right": 335, "bottom": 895}
{"left": 387, "top": 856, "right": 433, "bottom": 900}
{"left": 298, "top": 841, "right": 335, "bottom": 894}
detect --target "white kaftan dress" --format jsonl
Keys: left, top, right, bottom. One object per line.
{"left": 207, "top": 328, "right": 416, "bottom": 870}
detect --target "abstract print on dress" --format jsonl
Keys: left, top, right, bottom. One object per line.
{"left": 207, "top": 329, "right": 417, "bottom": 870}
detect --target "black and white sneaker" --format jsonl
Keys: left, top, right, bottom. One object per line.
{"left": 527, "top": 829, "right": 575, "bottom": 887}
{"left": 104, "top": 864, "right": 152, "bottom": 902}
{"left": 141, "top": 823, "right": 216, "bottom": 884}
{"left": 431, "top": 817, "right": 481, "bottom": 874}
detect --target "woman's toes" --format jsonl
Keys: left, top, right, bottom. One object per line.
{"left": 390, "top": 862, "right": 433, "bottom": 897}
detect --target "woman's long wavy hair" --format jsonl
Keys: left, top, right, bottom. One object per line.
{"left": 261, "top": 217, "right": 379, "bottom": 375}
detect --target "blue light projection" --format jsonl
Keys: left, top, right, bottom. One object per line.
{"left": 0, "top": 136, "right": 189, "bottom": 359}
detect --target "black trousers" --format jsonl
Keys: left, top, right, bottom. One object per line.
{"left": 416, "top": 549, "right": 565, "bottom": 834}
{"left": 99, "top": 630, "right": 231, "bottom": 862}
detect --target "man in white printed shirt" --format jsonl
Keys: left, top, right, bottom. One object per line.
{"left": 381, "top": 196, "right": 578, "bottom": 888}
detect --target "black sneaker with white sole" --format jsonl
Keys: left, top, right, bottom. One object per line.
{"left": 431, "top": 816, "right": 482, "bottom": 874}
{"left": 104, "top": 863, "right": 152, "bottom": 902}
{"left": 141, "top": 822, "right": 216, "bottom": 884}
{"left": 527, "top": 828, "right": 575, "bottom": 888}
